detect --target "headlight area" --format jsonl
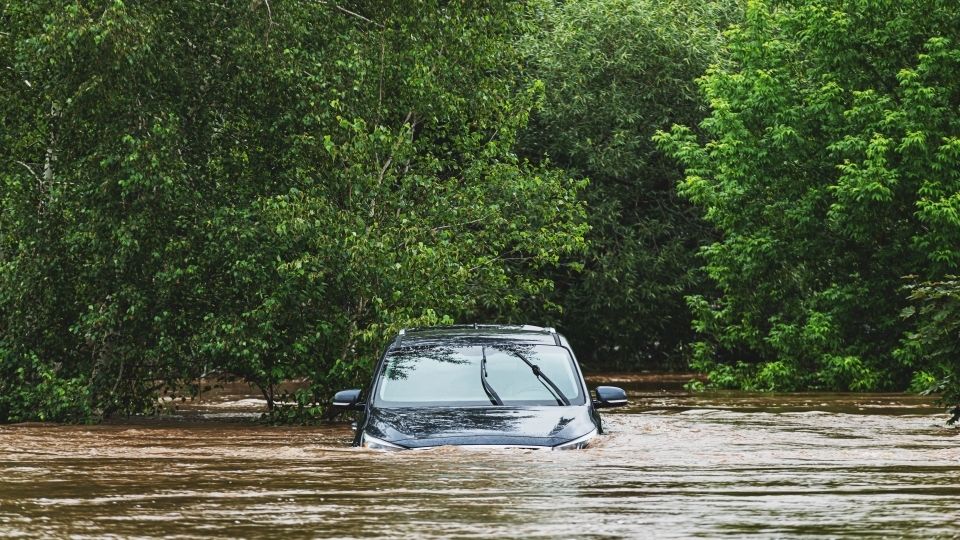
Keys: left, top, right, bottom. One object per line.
{"left": 360, "top": 432, "right": 406, "bottom": 450}
{"left": 553, "top": 429, "right": 598, "bottom": 451}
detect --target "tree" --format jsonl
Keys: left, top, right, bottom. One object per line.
{"left": 516, "top": 0, "right": 737, "bottom": 368}
{"left": 655, "top": 0, "right": 960, "bottom": 391}
{"left": 0, "top": 0, "right": 586, "bottom": 423}
{"left": 899, "top": 277, "right": 960, "bottom": 423}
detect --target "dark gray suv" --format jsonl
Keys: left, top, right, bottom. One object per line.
{"left": 333, "top": 325, "right": 627, "bottom": 450}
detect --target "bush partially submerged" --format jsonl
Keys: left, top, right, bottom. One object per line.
{"left": 898, "top": 277, "right": 960, "bottom": 424}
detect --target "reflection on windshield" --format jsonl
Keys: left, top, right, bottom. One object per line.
{"left": 376, "top": 345, "right": 583, "bottom": 407}
{"left": 382, "top": 346, "right": 473, "bottom": 381}
{"left": 485, "top": 346, "right": 579, "bottom": 405}
{"left": 379, "top": 346, "right": 491, "bottom": 405}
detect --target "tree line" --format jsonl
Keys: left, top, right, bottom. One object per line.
{"left": 2, "top": 0, "right": 958, "bottom": 423}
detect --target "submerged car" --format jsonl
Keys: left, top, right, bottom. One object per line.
{"left": 333, "top": 325, "right": 627, "bottom": 450}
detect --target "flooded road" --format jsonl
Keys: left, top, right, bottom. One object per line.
{"left": 1, "top": 374, "right": 958, "bottom": 538}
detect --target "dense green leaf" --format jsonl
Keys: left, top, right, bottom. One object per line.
{"left": 0, "top": 0, "right": 586, "bottom": 423}
{"left": 656, "top": 0, "right": 960, "bottom": 393}
{"left": 516, "top": 0, "right": 737, "bottom": 368}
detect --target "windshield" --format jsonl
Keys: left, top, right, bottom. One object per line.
{"left": 375, "top": 345, "right": 584, "bottom": 407}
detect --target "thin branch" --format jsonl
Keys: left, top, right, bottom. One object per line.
{"left": 485, "top": 128, "right": 500, "bottom": 146}
{"left": 14, "top": 161, "right": 40, "bottom": 183}
{"left": 381, "top": 112, "right": 414, "bottom": 176}
{"left": 316, "top": 1, "right": 382, "bottom": 27}
{"left": 430, "top": 212, "right": 496, "bottom": 232}
{"left": 467, "top": 255, "right": 533, "bottom": 273}
{"left": 376, "top": 27, "right": 386, "bottom": 126}
{"left": 263, "top": 0, "right": 275, "bottom": 44}
{"left": 337, "top": 5, "right": 378, "bottom": 25}
{"left": 369, "top": 111, "right": 415, "bottom": 217}
{"left": 210, "top": 0, "right": 228, "bottom": 27}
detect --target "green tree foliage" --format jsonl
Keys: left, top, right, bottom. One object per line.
{"left": 0, "top": 0, "right": 586, "bottom": 423}
{"left": 516, "top": 0, "right": 737, "bottom": 368}
{"left": 656, "top": 0, "right": 960, "bottom": 390}
{"left": 899, "top": 277, "right": 960, "bottom": 423}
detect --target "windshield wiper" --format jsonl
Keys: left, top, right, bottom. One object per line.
{"left": 480, "top": 348, "right": 503, "bottom": 406}
{"left": 510, "top": 351, "right": 570, "bottom": 406}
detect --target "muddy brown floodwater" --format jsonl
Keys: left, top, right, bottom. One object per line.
{"left": 1, "top": 373, "right": 959, "bottom": 539}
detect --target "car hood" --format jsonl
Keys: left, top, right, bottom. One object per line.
{"left": 363, "top": 405, "right": 597, "bottom": 448}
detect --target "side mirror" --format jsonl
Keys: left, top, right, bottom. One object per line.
{"left": 593, "top": 386, "right": 628, "bottom": 408}
{"left": 332, "top": 389, "right": 365, "bottom": 411}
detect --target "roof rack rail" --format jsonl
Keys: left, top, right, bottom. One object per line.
{"left": 392, "top": 324, "right": 562, "bottom": 345}
{"left": 545, "top": 327, "right": 561, "bottom": 345}
{"left": 400, "top": 324, "right": 553, "bottom": 334}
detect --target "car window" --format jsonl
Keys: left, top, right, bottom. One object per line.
{"left": 378, "top": 346, "right": 491, "bottom": 406}
{"left": 485, "top": 345, "right": 582, "bottom": 405}
{"left": 375, "top": 344, "right": 584, "bottom": 407}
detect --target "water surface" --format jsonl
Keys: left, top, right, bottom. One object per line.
{"left": 1, "top": 374, "right": 958, "bottom": 538}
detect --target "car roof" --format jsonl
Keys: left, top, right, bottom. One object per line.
{"left": 396, "top": 325, "right": 565, "bottom": 348}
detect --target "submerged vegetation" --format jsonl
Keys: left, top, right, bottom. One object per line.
{"left": 2, "top": 0, "right": 959, "bottom": 422}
